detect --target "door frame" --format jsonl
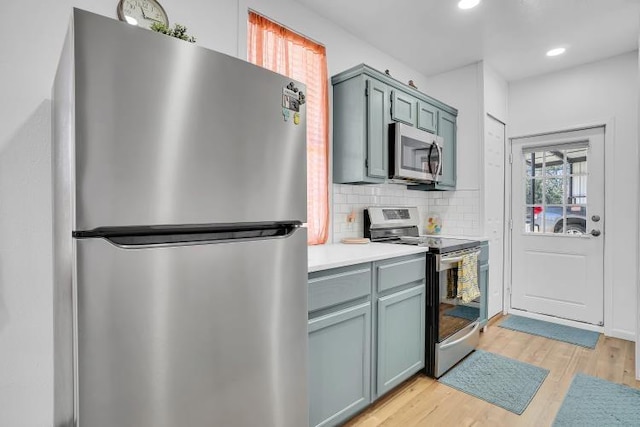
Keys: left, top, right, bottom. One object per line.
{"left": 504, "top": 119, "right": 615, "bottom": 335}
{"left": 485, "top": 113, "right": 507, "bottom": 318}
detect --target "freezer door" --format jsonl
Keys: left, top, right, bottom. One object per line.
{"left": 74, "top": 229, "right": 308, "bottom": 427}
{"left": 71, "top": 10, "right": 306, "bottom": 230}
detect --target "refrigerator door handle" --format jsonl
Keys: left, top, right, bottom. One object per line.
{"left": 77, "top": 223, "right": 302, "bottom": 248}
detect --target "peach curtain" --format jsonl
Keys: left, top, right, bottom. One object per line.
{"left": 247, "top": 11, "right": 329, "bottom": 245}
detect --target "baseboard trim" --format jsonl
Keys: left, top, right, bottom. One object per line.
{"left": 607, "top": 329, "right": 635, "bottom": 342}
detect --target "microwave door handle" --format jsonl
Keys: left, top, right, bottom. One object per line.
{"left": 427, "top": 143, "right": 435, "bottom": 179}
{"left": 435, "top": 142, "right": 443, "bottom": 181}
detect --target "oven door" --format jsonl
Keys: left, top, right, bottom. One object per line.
{"left": 391, "top": 123, "right": 442, "bottom": 182}
{"left": 434, "top": 321, "right": 480, "bottom": 378}
{"left": 433, "top": 247, "right": 481, "bottom": 377}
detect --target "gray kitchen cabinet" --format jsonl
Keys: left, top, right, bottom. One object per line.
{"left": 417, "top": 100, "right": 438, "bottom": 134}
{"left": 308, "top": 264, "right": 372, "bottom": 427}
{"left": 376, "top": 284, "right": 426, "bottom": 397}
{"left": 436, "top": 110, "right": 457, "bottom": 189}
{"left": 332, "top": 64, "right": 457, "bottom": 188}
{"left": 390, "top": 89, "right": 417, "bottom": 126}
{"left": 367, "top": 79, "right": 389, "bottom": 179}
{"left": 309, "top": 302, "right": 371, "bottom": 427}
{"left": 308, "top": 253, "right": 428, "bottom": 424}
{"left": 332, "top": 73, "right": 388, "bottom": 184}
{"left": 373, "top": 253, "right": 426, "bottom": 399}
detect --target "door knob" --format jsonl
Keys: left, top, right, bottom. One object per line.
{"left": 590, "top": 229, "right": 601, "bottom": 237}
{"left": 591, "top": 215, "right": 601, "bottom": 222}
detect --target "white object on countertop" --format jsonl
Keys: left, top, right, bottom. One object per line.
{"left": 308, "top": 242, "right": 429, "bottom": 272}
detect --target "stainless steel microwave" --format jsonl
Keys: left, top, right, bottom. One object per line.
{"left": 389, "top": 122, "right": 443, "bottom": 183}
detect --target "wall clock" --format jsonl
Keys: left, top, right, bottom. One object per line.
{"left": 117, "top": 0, "right": 169, "bottom": 29}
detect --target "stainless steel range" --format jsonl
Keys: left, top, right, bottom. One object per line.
{"left": 365, "top": 206, "right": 482, "bottom": 378}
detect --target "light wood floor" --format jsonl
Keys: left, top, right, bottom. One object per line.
{"left": 345, "top": 315, "right": 640, "bottom": 427}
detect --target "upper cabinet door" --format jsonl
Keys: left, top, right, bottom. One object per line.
{"left": 390, "top": 90, "right": 417, "bottom": 126}
{"left": 366, "top": 79, "right": 389, "bottom": 179}
{"left": 417, "top": 101, "right": 438, "bottom": 134}
{"left": 437, "top": 110, "right": 457, "bottom": 188}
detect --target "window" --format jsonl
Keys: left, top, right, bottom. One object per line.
{"left": 247, "top": 11, "right": 329, "bottom": 245}
{"left": 523, "top": 143, "right": 588, "bottom": 235}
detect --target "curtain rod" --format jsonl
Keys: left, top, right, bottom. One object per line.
{"left": 248, "top": 8, "right": 326, "bottom": 48}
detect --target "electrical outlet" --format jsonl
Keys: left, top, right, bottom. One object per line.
{"left": 346, "top": 210, "right": 356, "bottom": 223}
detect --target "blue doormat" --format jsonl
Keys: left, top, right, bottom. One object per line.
{"left": 439, "top": 349, "right": 549, "bottom": 415}
{"left": 499, "top": 315, "right": 600, "bottom": 349}
{"left": 553, "top": 374, "right": 640, "bottom": 426}
{"left": 444, "top": 305, "right": 479, "bottom": 321}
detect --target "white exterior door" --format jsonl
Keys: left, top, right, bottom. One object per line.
{"left": 510, "top": 127, "right": 605, "bottom": 325}
{"left": 485, "top": 116, "right": 506, "bottom": 318}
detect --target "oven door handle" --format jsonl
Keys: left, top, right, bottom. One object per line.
{"left": 438, "top": 249, "right": 482, "bottom": 271}
{"left": 439, "top": 321, "right": 480, "bottom": 350}
{"left": 442, "top": 256, "right": 464, "bottom": 264}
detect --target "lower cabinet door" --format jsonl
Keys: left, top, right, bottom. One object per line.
{"left": 377, "top": 285, "right": 425, "bottom": 397}
{"left": 308, "top": 302, "right": 371, "bottom": 427}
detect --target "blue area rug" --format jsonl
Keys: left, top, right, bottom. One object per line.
{"left": 439, "top": 349, "right": 549, "bottom": 415}
{"left": 444, "top": 305, "right": 479, "bottom": 321}
{"left": 499, "top": 315, "right": 600, "bottom": 349}
{"left": 553, "top": 374, "right": 640, "bottom": 426}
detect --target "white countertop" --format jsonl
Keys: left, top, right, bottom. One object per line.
{"left": 308, "top": 243, "right": 429, "bottom": 273}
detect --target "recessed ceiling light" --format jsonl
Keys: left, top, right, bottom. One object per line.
{"left": 546, "top": 47, "right": 566, "bottom": 57}
{"left": 124, "top": 16, "right": 138, "bottom": 26}
{"left": 458, "top": 0, "right": 481, "bottom": 10}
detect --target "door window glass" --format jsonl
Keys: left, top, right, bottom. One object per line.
{"left": 523, "top": 143, "right": 588, "bottom": 235}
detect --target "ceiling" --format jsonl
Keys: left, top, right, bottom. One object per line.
{"left": 292, "top": 0, "right": 640, "bottom": 81}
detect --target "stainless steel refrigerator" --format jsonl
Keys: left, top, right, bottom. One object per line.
{"left": 53, "top": 9, "right": 308, "bottom": 427}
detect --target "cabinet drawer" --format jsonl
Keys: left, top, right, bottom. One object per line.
{"left": 376, "top": 256, "right": 426, "bottom": 293}
{"left": 479, "top": 242, "right": 489, "bottom": 265}
{"left": 309, "top": 265, "right": 371, "bottom": 312}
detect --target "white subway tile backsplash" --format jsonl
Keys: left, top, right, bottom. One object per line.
{"left": 330, "top": 184, "right": 481, "bottom": 241}
{"left": 333, "top": 193, "right": 346, "bottom": 204}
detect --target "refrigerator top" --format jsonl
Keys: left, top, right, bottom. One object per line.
{"left": 56, "top": 10, "right": 307, "bottom": 231}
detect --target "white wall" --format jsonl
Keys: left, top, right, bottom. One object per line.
{"left": 509, "top": 51, "right": 639, "bottom": 340}
{"left": 0, "top": 0, "right": 449, "bottom": 425}
{"left": 483, "top": 63, "right": 509, "bottom": 124}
